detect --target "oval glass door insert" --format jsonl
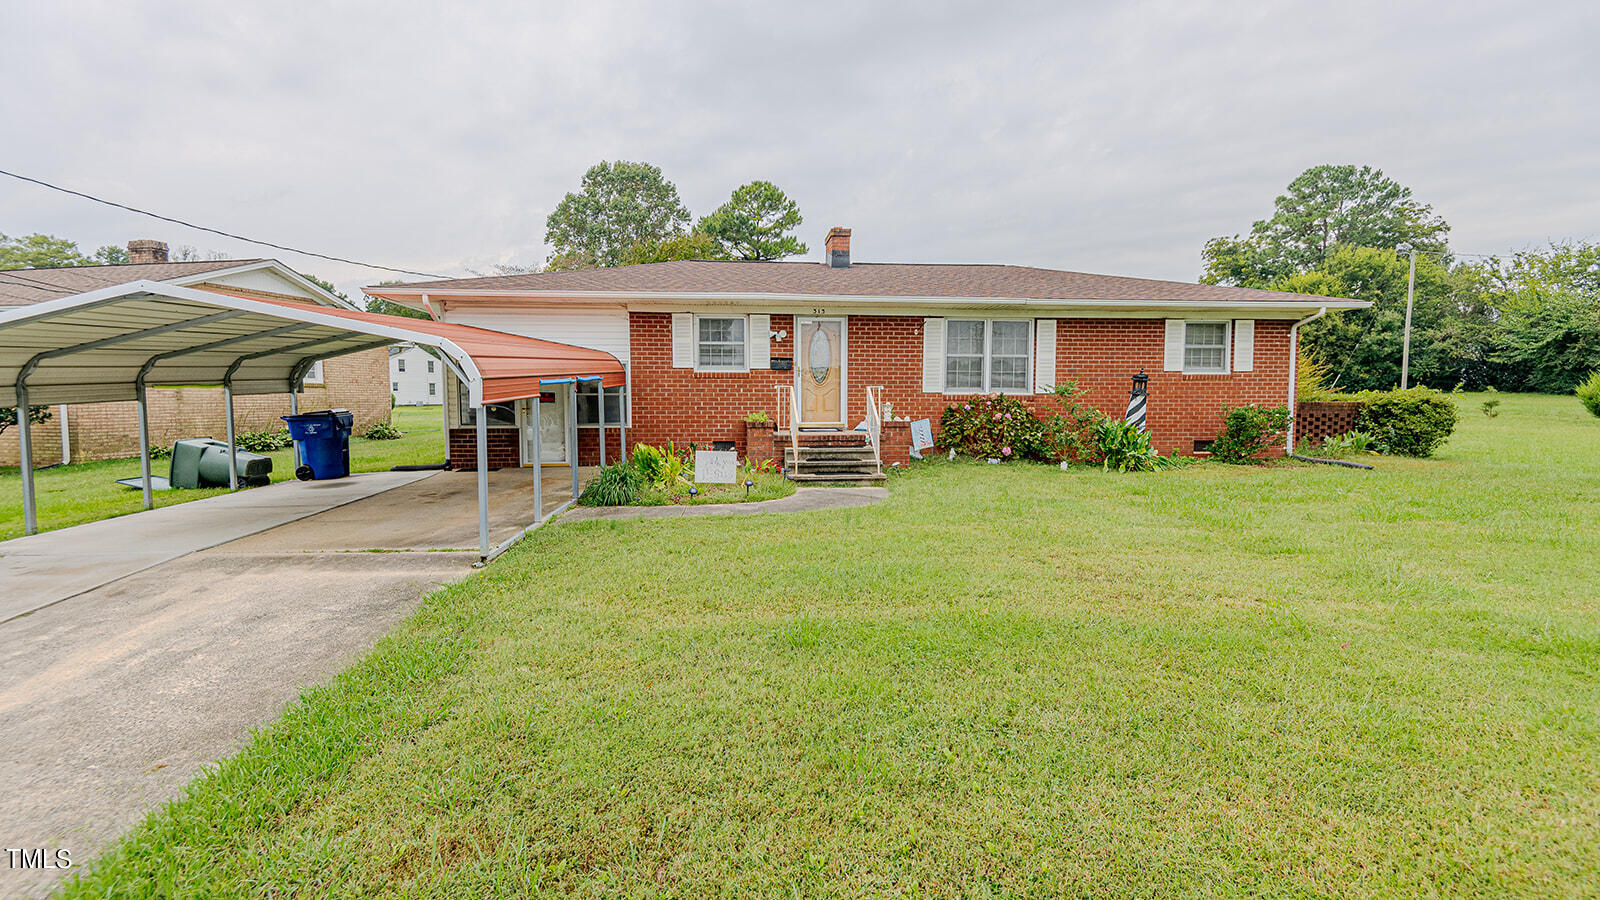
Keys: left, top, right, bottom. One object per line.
{"left": 808, "top": 327, "right": 832, "bottom": 384}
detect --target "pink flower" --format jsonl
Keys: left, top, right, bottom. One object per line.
{"left": 1002, "top": 447, "right": 1013, "bottom": 456}
{"left": 993, "top": 413, "right": 1002, "bottom": 420}
{"left": 963, "top": 404, "right": 972, "bottom": 410}
{"left": 1004, "top": 413, "right": 1012, "bottom": 420}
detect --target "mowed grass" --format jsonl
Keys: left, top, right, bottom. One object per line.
{"left": 0, "top": 406, "right": 445, "bottom": 540}
{"left": 59, "top": 394, "right": 1600, "bottom": 898}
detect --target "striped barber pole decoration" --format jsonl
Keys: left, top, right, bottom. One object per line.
{"left": 1127, "top": 370, "right": 1150, "bottom": 432}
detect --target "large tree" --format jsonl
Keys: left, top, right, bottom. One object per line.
{"left": 697, "top": 180, "right": 808, "bottom": 260}
{"left": 544, "top": 161, "right": 691, "bottom": 268}
{"left": 0, "top": 233, "right": 128, "bottom": 269}
{"left": 1202, "top": 165, "right": 1450, "bottom": 286}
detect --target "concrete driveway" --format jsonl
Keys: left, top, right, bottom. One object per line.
{"left": 0, "top": 468, "right": 579, "bottom": 899}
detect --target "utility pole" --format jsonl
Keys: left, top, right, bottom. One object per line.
{"left": 1398, "top": 242, "right": 1417, "bottom": 389}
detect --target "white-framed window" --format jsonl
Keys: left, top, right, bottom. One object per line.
{"left": 391, "top": 381, "right": 399, "bottom": 392}
{"left": 427, "top": 359, "right": 435, "bottom": 373}
{"left": 303, "top": 360, "right": 324, "bottom": 384}
{"left": 1183, "top": 321, "right": 1230, "bottom": 373}
{"left": 427, "top": 382, "right": 436, "bottom": 396}
{"left": 458, "top": 381, "right": 516, "bottom": 427}
{"left": 695, "top": 316, "right": 747, "bottom": 371}
{"left": 944, "top": 319, "right": 1032, "bottom": 393}
{"left": 577, "top": 385, "right": 630, "bottom": 427}
{"left": 396, "top": 359, "right": 405, "bottom": 373}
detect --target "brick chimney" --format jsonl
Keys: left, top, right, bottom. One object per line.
{"left": 825, "top": 227, "right": 851, "bottom": 268}
{"left": 127, "top": 239, "right": 168, "bottom": 264}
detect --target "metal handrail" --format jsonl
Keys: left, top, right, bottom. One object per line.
{"left": 864, "top": 385, "right": 885, "bottom": 475}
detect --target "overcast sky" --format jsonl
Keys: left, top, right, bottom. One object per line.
{"left": 3, "top": 0, "right": 1596, "bottom": 298}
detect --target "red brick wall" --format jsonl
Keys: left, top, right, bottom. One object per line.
{"left": 446, "top": 427, "right": 521, "bottom": 470}
{"left": 1, "top": 349, "right": 390, "bottom": 465}
{"left": 624, "top": 313, "right": 1295, "bottom": 459}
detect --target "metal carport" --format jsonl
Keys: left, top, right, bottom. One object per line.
{"left": 0, "top": 280, "right": 626, "bottom": 558}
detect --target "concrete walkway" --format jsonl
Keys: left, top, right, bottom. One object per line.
{"left": 560, "top": 486, "right": 888, "bottom": 523}
{"left": 0, "top": 471, "right": 435, "bottom": 623}
{"left": 0, "top": 467, "right": 581, "bottom": 899}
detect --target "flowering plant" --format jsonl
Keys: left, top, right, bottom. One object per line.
{"left": 936, "top": 393, "right": 1048, "bottom": 460}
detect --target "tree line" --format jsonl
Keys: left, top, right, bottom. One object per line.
{"left": 1203, "top": 164, "right": 1600, "bottom": 394}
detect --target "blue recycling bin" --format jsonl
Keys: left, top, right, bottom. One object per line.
{"left": 281, "top": 409, "right": 355, "bottom": 480}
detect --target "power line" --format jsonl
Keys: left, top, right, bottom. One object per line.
{"left": 0, "top": 168, "right": 446, "bottom": 280}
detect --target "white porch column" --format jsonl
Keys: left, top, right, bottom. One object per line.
{"left": 476, "top": 403, "right": 490, "bottom": 559}
{"left": 16, "top": 385, "right": 37, "bottom": 535}
{"left": 620, "top": 365, "right": 629, "bottom": 459}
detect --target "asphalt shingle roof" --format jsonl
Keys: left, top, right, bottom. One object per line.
{"left": 373, "top": 259, "right": 1346, "bottom": 305}
{"left": 0, "top": 260, "right": 264, "bottom": 307}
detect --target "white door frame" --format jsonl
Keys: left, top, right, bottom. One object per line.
{"left": 794, "top": 316, "right": 848, "bottom": 427}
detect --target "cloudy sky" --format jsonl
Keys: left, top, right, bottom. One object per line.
{"left": 3, "top": 0, "right": 1596, "bottom": 298}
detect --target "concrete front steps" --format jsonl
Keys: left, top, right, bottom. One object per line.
{"left": 780, "top": 431, "right": 885, "bottom": 485}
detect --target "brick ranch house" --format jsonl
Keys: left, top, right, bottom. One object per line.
{"left": 1, "top": 241, "right": 390, "bottom": 466}
{"left": 365, "top": 228, "right": 1366, "bottom": 471}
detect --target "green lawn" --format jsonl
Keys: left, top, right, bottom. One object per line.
{"left": 58, "top": 393, "right": 1600, "bottom": 898}
{"left": 0, "top": 407, "right": 445, "bottom": 541}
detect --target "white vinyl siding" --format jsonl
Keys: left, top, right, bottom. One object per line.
{"left": 1033, "top": 319, "right": 1056, "bottom": 392}
{"left": 943, "top": 319, "right": 1032, "bottom": 394}
{"left": 695, "top": 315, "right": 747, "bottom": 371}
{"left": 1232, "top": 319, "right": 1255, "bottom": 372}
{"left": 1183, "top": 321, "right": 1230, "bottom": 373}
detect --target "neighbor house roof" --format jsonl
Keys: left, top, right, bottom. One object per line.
{"left": 366, "top": 259, "right": 1365, "bottom": 309}
{"left": 0, "top": 259, "right": 266, "bottom": 307}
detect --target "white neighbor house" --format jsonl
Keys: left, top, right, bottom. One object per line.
{"left": 388, "top": 343, "right": 442, "bottom": 406}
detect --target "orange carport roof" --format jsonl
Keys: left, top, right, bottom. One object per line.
{"left": 252, "top": 296, "right": 626, "bottom": 402}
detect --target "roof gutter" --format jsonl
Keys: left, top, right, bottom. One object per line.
{"left": 1286, "top": 306, "right": 1329, "bottom": 454}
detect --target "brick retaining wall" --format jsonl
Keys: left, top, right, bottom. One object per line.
{"left": 1294, "top": 400, "right": 1364, "bottom": 448}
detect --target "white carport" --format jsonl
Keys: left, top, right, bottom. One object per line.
{"left": 0, "top": 280, "right": 626, "bottom": 558}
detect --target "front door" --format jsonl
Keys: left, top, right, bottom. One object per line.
{"left": 797, "top": 317, "right": 845, "bottom": 426}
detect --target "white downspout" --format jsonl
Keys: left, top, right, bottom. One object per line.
{"left": 1286, "top": 307, "right": 1328, "bottom": 455}
{"left": 58, "top": 404, "right": 70, "bottom": 466}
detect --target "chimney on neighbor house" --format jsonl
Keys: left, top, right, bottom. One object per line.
{"left": 825, "top": 227, "right": 851, "bottom": 268}
{"left": 127, "top": 239, "right": 168, "bottom": 264}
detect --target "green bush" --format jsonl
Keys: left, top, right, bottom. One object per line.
{"left": 361, "top": 422, "right": 402, "bottom": 441}
{"left": 1355, "top": 387, "right": 1459, "bottom": 457}
{"left": 1210, "top": 404, "right": 1291, "bottom": 464}
{"left": 1093, "top": 419, "right": 1163, "bottom": 473}
{"left": 936, "top": 393, "right": 1048, "bottom": 461}
{"left": 1577, "top": 371, "right": 1600, "bottom": 418}
{"left": 237, "top": 429, "right": 293, "bottom": 453}
{"left": 148, "top": 443, "right": 173, "bottom": 460}
{"left": 578, "top": 461, "right": 643, "bottom": 506}
{"left": 1039, "top": 380, "right": 1108, "bottom": 463}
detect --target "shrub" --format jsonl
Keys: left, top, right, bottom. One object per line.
{"left": 1040, "top": 380, "right": 1108, "bottom": 463}
{"left": 1093, "top": 419, "right": 1162, "bottom": 473}
{"left": 1313, "top": 429, "right": 1374, "bottom": 458}
{"left": 148, "top": 443, "right": 172, "bottom": 460}
{"left": 630, "top": 442, "right": 692, "bottom": 492}
{"left": 1210, "top": 404, "right": 1291, "bottom": 463}
{"left": 743, "top": 410, "right": 770, "bottom": 425}
{"left": 1577, "top": 371, "right": 1600, "bottom": 418}
{"left": 237, "top": 429, "right": 293, "bottom": 453}
{"left": 579, "top": 461, "right": 643, "bottom": 506}
{"left": 1355, "top": 387, "right": 1459, "bottom": 457}
{"left": 936, "top": 393, "right": 1048, "bottom": 461}
{"left": 362, "top": 422, "right": 402, "bottom": 440}
{"left": 1296, "top": 345, "right": 1344, "bottom": 402}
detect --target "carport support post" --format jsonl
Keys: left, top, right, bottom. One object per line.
{"left": 135, "top": 381, "right": 153, "bottom": 511}
{"left": 16, "top": 384, "right": 37, "bottom": 535}
{"left": 531, "top": 392, "right": 543, "bottom": 521}
{"left": 597, "top": 381, "right": 606, "bottom": 468}
{"left": 568, "top": 384, "right": 580, "bottom": 500}
{"left": 289, "top": 388, "right": 300, "bottom": 468}
{"left": 476, "top": 402, "right": 490, "bottom": 559}
{"left": 224, "top": 383, "right": 239, "bottom": 490}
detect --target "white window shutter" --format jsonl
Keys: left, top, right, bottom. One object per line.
{"left": 1034, "top": 319, "right": 1056, "bottom": 392}
{"left": 1163, "top": 319, "right": 1186, "bottom": 372}
{"left": 922, "top": 317, "right": 945, "bottom": 393}
{"left": 748, "top": 314, "right": 770, "bottom": 369}
{"left": 671, "top": 313, "right": 692, "bottom": 368}
{"left": 1232, "top": 319, "right": 1254, "bottom": 372}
